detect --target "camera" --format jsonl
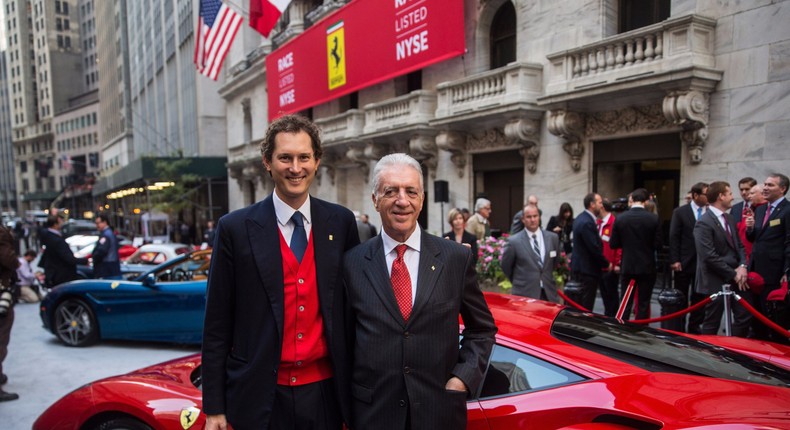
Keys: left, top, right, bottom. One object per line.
{"left": 0, "top": 288, "right": 12, "bottom": 317}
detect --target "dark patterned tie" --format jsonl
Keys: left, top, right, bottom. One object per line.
{"left": 391, "top": 244, "right": 412, "bottom": 321}
{"left": 531, "top": 233, "right": 542, "bottom": 266}
{"left": 290, "top": 212, "right": 307, "bottom": 263}
{"left": 722, "top": 213, "right": 734, "bottom": 246}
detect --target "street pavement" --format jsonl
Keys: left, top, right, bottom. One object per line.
{"left": 1, "top": 301, "right": 199, "bottom": 429}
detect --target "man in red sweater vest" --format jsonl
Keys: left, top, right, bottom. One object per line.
{"left": 203, "top": 115, "right": 360, "bottom": 430}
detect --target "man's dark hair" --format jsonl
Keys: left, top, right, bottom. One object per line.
{"left": 45, "top": 214, "right": 62, "bottom": 228}
{"left": 24, "top": 250, "right": 37, "bottom": 258}
{"left": 95, "top": 213, "right": 111, "bottom": 226}
{"left": 738, "top": 177, "right": 757, "bottom": 188}
{"left": 690, "top": 182, "right": 708, "bottom": 196}
{"left": 706, "top": 181, "right": 730, "bottom": 203}
{"left": 769, "top": 173, "right": 790, "bottom": 195}
{"left": 631, "top": 188, "right": 649, "bottom": 203}
{"left": 583, "top": 193, "right": 598, "bottom": 210}
{"left": 601, "top": 198, "right": 613, "bottom": 212}
{"left": 260, "top": 114, "right": 323, "bottom": 163}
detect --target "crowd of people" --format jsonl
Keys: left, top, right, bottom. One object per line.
{"left": 494, "top": 175, "right": 789, "bottom": 344}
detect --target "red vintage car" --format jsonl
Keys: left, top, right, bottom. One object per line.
{"left": 34, "top": 294, "right": 790, "bottom": 430}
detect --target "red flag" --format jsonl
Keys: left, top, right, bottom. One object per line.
{"left": 249, "top": 0, "right": 292, "bottom": 37}
{"left": 194, "top": 0, "right": 242, "bottom": 80}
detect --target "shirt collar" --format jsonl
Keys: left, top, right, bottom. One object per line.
{"left": 601, "top": 213, "right": 611, "bottom": 224}
{"left": 381, "top": 224, "right": 422, "bottom": 256}
{"left": 708, "top": 205, "right": 725, "bottom": 218}
{"left": 584, "top": 209, "right": 597, "bottom": 221}
{"left": 769, "top": 196, "right": 786, "bottom": 208}
{"left": 691, "top": 201, "right": 703, "bottom": 212}
{"left": 272, "top": 192, "right": 312, "bottom": 227}
{"left": 630, "top": 203, "right": 645, "bottom": 209}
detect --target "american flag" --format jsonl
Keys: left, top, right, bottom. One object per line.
{"left": 194, "top": 0, "right": 242, "bottom": 81}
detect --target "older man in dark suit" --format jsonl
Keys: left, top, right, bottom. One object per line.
{"left": 343, "top": 153, "right": 496, "bottom": 430}
{"left": 669, "top": 182, "right": 708, "bottom": 333}
{"left": 694, "top": 181, "right": 750, "bottom": 336}
{"left": 570, "top": 193, "right": 611, "bottom": 311}
{"left": 610, "top": 188, "right": 662, "bottom": 320}
{"left": 202, "top": 115, "right": 360, "bottom": 430}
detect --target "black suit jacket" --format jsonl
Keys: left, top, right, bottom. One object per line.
{"left": 202, "top": 195, "right": 360, "bottom": 430}
{"left": 610, "top": 207, "right": 662, "bottom": 275}
{"left": 40, "top": 229, "right": 85, "bottom": 286}
{"left": 746, "top": 198, "right": 790, "bottom": 287}
{"left": 694, "top": 210, "right": 745, "bottom": 295}
{"left": 669, "top": 203, "right": 698, "bottom": 272}
{"left": 343, "top": 231, "right": 496, "bottom": 430}
{"left": 570, "top": 211, "right": 609, "bottom": 277}
{"left": 731, "top": 201, "right": 748, "bottom": 224}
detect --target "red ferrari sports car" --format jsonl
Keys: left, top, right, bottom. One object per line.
{"left": 34, "top": 294, "right": 790, "bottom": 430}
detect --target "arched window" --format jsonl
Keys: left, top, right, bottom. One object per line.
{"left": 490, "top": 2, "right": 516, "bottom": 69}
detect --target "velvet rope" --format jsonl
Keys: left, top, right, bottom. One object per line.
{"left": 557, "top": 288, "right": 590, "bottom": 313}
{"left": 629, "top": 296, "right": 712, "bottom": 325}
{"left": 734, "top": 295, "right": 790, "bottom": 338}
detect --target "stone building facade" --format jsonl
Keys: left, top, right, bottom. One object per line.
{"left": 220, "top": 0, "right": 790, "bottom": 236}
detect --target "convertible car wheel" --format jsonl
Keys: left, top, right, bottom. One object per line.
{"left": 54, "top": 299, "right": 99, "bottom": 347}
{"left": 92, "top": 417, "right": 153, "bottom": 430}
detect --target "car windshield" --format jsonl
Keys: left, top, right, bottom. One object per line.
{"left": 551, "top": 309, "right": 790, "bottom": 388}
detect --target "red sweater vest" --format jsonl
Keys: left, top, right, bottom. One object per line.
{"left": 277, "top": 231, "right": 333, "bottom": 386}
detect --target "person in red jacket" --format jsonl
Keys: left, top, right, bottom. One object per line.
{"left": 598, "top": 198, "right": 622, "bottom": 317}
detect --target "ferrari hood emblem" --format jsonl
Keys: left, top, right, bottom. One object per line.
{"left": 180, "top": 406, "right": 201, "bottom": 429}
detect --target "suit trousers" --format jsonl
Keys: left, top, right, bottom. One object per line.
{"left": 599, "top": 271, "right": 619, "bottom": 317}
{"left": 271, "top": 378, "right": 342, "bottom": 430}
{"left": 701, "top": 289, "right": 753, "bottom": 337}
{"left": 620, "top": 273, "right": 656, "bottom": 320}
{"left": 573, "top": 272, "right": 600, "bottom": 312}
{"left": 674, "top": 269, "right": 706, "bottom": 334}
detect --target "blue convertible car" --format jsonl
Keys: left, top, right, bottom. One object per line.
{"left": 40, "top": 250, "right": 212, "bottom": 347}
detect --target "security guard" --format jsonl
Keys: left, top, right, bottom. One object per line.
{"left": 92, "top": 214, "right": 121, "bottom": 279}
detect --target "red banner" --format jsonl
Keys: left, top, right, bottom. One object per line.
{"left": 266, "top": 0, "right": 465, "bottom": 120}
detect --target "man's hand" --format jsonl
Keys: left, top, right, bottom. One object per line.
{"left": 205, "top": 414, "right": 228, "bottom": 430}
{"left": 745, "top": 214, "right": 755, "bottom": 230}
{"left": 445, "top": 376, "right": 467, "bottom": 392}
{"left": 670, "top": 262, "right": 682, "bottom": 272}
{"left": 734, "top": 266, "right": 748, "bottom": 289}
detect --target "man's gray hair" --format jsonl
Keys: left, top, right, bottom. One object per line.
{"left": 371, "top": 153, "right": 424, "bottom": 195}
{"left": 475, "top": 198, "right": 491, "bottom": 212}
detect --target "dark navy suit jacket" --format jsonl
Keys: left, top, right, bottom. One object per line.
{"left": 202, "top": 194, "right": 359, "bottom": 430}
{"left": 571, "top": 210, "right": 609, "bottom": 277}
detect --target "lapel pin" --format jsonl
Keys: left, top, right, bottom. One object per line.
{"left": 431, "top": 265, "right": 435, "bottom": 271}
{"left": 329, "top": 234, "right": 334, "bottom": 241}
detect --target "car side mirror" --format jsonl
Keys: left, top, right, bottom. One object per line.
{"left": 142, "top": 273, "right": 157, "bottom": 288}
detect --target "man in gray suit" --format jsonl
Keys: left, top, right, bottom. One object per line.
{"left": 343, "top": 153, "right": 497, "bottom": 430}
{"left": 502, "top": 203, "right": 561, "bottom": 303}
{"left": 694, "top": 181, "right": 751, "bottom": 336}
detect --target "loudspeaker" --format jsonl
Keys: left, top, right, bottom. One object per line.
{"left": 434, "top": 180, "right": 449, "bottom": 203}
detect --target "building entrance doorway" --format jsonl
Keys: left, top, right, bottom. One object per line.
{"left": 473, "top": 150, "right": 523, "bottom": 237}
{"left": 593, "top": 134, "right": 681, "bottom": 239}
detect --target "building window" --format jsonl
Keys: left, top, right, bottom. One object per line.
{"left": 619, "top": 0, "right": 670, "bottom": 33}
{"left": 490, "top": 1, "right": 516, "bottom": 69}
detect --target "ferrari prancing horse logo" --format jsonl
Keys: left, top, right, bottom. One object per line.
{"left": 180, "top": 406, "right": 201, "bottom": 429}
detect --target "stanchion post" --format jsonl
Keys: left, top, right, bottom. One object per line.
{"left": 722, "top": 284, "right": 732, "bottom": 336}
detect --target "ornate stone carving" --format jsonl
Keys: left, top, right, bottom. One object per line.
{"left": 363, "top": 141, "right": 389, "bottom": 161}
{"left": 346, "top": 145, "right": 370, "bottom": 182}
{"left": 466, "top": 128, "right": 507, "bottom": 151}
{"left": 548, "top": 110, "right": 585, "bottom": 171}
{"left": 505, "top": 118, "right": 541, "bottom": 174}
{"left": 409, "top": 133, "right": 438, "bottom": 178}
{"left": 663, "top": 90, "right": 710, "bottom": 164}
{"left": 586, "top": 104, "right": 673, "bottom": 136}
{"left": 436, "top": 131, "right": 467, "bottom": 178}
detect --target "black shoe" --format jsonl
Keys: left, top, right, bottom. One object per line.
{"left": 0, "top": 373, "right": 6, "bottom": 385}
{"left": 0, "top": 390, "right": 19, "bottom": 402}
